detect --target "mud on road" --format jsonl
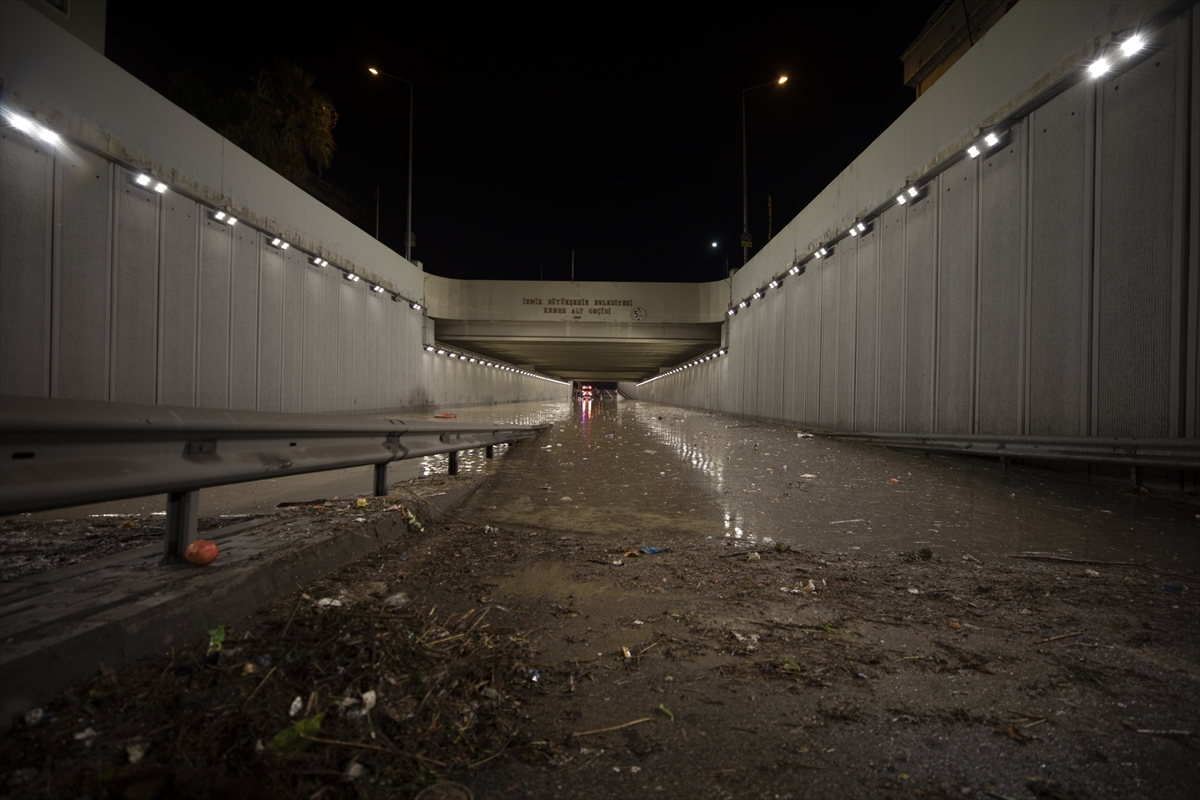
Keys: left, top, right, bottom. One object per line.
{"left": 1, "top": 478, "right": 1197, "bottom": 800}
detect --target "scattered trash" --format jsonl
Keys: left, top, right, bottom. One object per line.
{"left": 403, "top": 508, "right": 424, "bottom": 532}
{"left": 797, "top": 432, "right": 814, "bottom": 438}
{"left": 289, "top": 696, "right": 303, "bottom": 717}
{"left": 268, "top": 713, "right": 325, "bottom": 753}
{"left": 641, "top": 546, "right": 664, "bottom": 555}
{"left": 126, "top": 740, "right": 149, "bottom": 764}
{"left": 1084, "top": 568, "right": 1101, "bottom": 577}
{"left": 622, "top": 646, "right": 633, "bottom": 659}
{"left": 1164, "top": 584, "right": 1184, "bottom": 593}
{"left": 605, "top": 433, "right": 615, "bottom": 438}
{"left": 342, "top": 761, "right": 367, "bottom": 781}
{"left": 354, "top": 517, "right": 366, "bottom": 523}
{"left": 383, "top": 592, "right": 410, "bottom": 608}
{"left": 480, "top": 687, "right": 500, "bottom": 700}
{"left": 316, "top": 598, "right": 343, "bottom": 607}
{"left": 949, "top": 621, "right": 962, "bottom": 629}
{"left": 732, "top": 632, "right": 760, "bottom": 651}
{"left": 830, "top": 519, "right": 866, "bottom": 525}
{"left": 184, "top": 539, "right": 219, "bottom": 566}
{"left": 74, "top": 727, "right": 98, "bottom": 746}
{"left": 889, "top": 478, "right": 900, "bottom": 484}
{"left": 561, "top": 496, "right": 573, "bottom": 502}
{"left": 747, "top": 552, "right": 761, "bottom": 561}
{"left": 23, "top": 708, "right": 43, "bottom": 727}
{"left": 361, "top": 690, "right": 377, "bottom": 712}
{"left": 356, "top": 498, "right": 368, "bottom": 507}
{"left": 962, "top": 553, "right": 978, "bottom": 562}
{"left": 907, "top": 588, "right": 920, "bottom": 594}
{"left": 528, "top": 669, "right": 541, "bottom": 683}
{"left": 207, "top": 625, "right": 226, "bottom": 655}
{"left": 433, "top": 413, "right": 457, "bottom": 419}
{"left": 799, "top": 473, "right": 816, "bottom": 479}
{"left": 658, "top": 703, "right": 674, "bottom": 721}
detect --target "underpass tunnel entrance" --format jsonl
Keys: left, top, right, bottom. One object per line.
{"left": 572, "top": 381, "right": 619, "bottom": 400}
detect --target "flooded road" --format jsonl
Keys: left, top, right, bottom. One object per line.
{"left": 13, "top": 397, "right": 1197, "bottom": 572}
{"left": 456, "top": 397, "right": 1200, "bottom": 572}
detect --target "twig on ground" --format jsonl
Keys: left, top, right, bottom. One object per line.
{"left": 1035, "top": 631, "right": 1082, "bottom": 644}
{"left": 241, "top": 665, "right": 277, "bottom": 707}
{"left": 572, "top": 717, "right": 654, "bottom": 737}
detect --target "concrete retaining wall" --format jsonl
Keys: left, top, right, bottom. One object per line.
{"left": 0, "top": 2, "right": 567, "bottom": 412}
{"left": 642, "top": 1, "right": 1199, "bottom": 442}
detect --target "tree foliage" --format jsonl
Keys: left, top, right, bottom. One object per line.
{"left": 168, "top": 60, "right": 366, "bottom": 225}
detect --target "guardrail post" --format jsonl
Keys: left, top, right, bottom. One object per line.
{"left": 486, "top": 445, "right": 494, "bottom": 459}
{"left": 164, "top": 489, "right": 200, "bottom": 561}
{"left": 374, "top": 463, "right": 389, "bottom": 496}
{"left": 449, "top": 451, "right": 459, "bottom": 475}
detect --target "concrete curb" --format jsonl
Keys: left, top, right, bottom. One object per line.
{"left": 0, "top": 476, "right": 487, "bottom": 731}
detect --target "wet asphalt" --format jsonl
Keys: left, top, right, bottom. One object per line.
{"left": 449, "top": 398, "right": 1200, "bottom": 572}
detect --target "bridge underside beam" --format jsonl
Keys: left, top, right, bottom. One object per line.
{"left": 434, "top": 320, "right": 722, "bottom": 382}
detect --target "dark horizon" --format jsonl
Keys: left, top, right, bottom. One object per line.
{"left": 105, "top": 4, "right": 942, "bottom": 283}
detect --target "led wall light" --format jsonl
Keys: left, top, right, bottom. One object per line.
{"left": 372, "top": 285, "right": 385, "bottom": 293}
{"left": 135, "top": 174, "right": 152, "bottom": 187}
{"left": 727, "top": 308, "right": 737, "bottom": 316}
{"left": 410, "top": 302, "right": 422, "bottom": 310}
{"left": 425, "top": 345, "right": 434, "bottom": 351}
{"left": 6, "top": 112, "right": 61, "bottom": 144}
{"left": 1121, "top": 34, "right": 1144, "bottom": 56}
{"left": 768, "top": 280, "right": 779, "bottom": 289}
{"left": 1089, "top": 57, "right": 1110, "bottom": 78}
{"left": 345, "top": 273, "right": 360, "bottom": 282}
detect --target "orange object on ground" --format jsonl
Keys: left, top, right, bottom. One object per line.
{"left": 184, "top": 539, "right": 219, "bottom": 565}
{"left": 434, "top": 413, "right": 457, "bottom": 419}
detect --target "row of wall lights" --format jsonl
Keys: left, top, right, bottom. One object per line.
{"left": 4, "top": 108, "right": 428, "bottom": 314}
{"left": 422, "top": 346, "right": 568, "bottom": 385}
{"left": 638, "top": 348, "right": 728, "bottom": 386}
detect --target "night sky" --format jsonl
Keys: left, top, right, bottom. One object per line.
{"left": 105, "top": 3, "right": 943, "bottom": 283}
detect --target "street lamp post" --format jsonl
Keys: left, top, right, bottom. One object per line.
{"left": 368, "top": 67, "right": 415, "bottom": 263}
{"left": 741, "top": 75, "right": 787, "bottom": 266}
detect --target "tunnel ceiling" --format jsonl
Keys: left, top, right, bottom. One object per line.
{"left": 435, "top": 327, "right": 722, "bottom": 382}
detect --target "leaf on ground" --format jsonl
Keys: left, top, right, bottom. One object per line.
{"left": 268, "top": 712, "right": 325, "bottom": 753}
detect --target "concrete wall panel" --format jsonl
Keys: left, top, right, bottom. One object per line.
{"left": 281, "top": 249, "right": 304, "bottom": 412}
{"left": 111, "top": 175, "right": 158, "bottom": 405}
{"left": 936, "top": 157, "right": 977, "bottom": 435}
{"left": 877, "top": 205, "right": 905, "bottom": 431}
{"left": 904, "top": 189, "right": 937, "bottom": 433}
{"left": 854, "top": 228, "right": 879, "bottom": 431}
{"left": 1094, "top": 33, "right": 1178, "bottom": 437}
{"left": 977, "top": 121, "right": 1025, "bottom": 435}
{"left": 257, "top": 247, "right": 282, "bottom": 412}
{"left": 229, "top": 227, "right": 259, "bottom": 410}
{"left": 819, "top": 258, "right": 839, "bottom": 429}
{"left": 838, "top": 242, "right": 857, "bottom": 430}
{"left": 197, "top": 219, "right": 231, "bottom": 409}
{"left": 1028, "top": 82, "right": 1089, "bottom": 436}
{"left": 158, "top": 196, "right": 197, "bottom": 406}
{"left": 0, "top": 135, "right": 52, "bottom": 397}
{"left": 54, "top": 148, "right": 110, "bottom": 401}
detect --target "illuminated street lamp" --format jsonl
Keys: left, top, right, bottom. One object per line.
{"left": 742, "top": 75, "right": 787, "bottom": 265}
{"left": 368, "top": 67, "right": 416, "bottom": 263}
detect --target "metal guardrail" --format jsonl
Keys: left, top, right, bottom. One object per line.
{"left": 823, "top": 431, "right": 1199, "bottom": 471}
{"left": 0, "top": 396, "right": 550, "bottom": 559}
